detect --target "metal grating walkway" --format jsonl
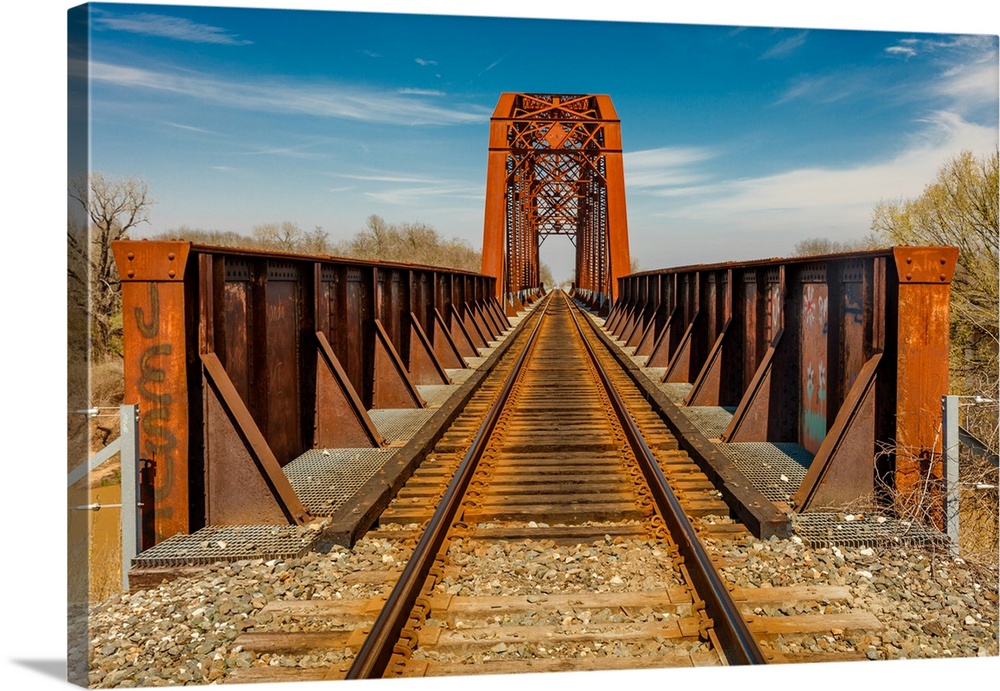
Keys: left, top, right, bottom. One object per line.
{"left": 132, "top": 525, "right": 321, "bottom": 568}
{"left": 416, "top": 384, "right": 458, "bottom": 409}
{"left": 656, "top": 381, "right": 692, "bottom": 405}
{"left": 285, "top": 448, "right": 399, "bottom": 516}
{"left": 718, "top": 442, "right": 813, "bottom": 503}
{"left": 445, "top": 368, "right": 474, "bottom": 385}
{"left": 793, "top": 512, "right": 949, "bottom": 549}
{"left": 369, "top": 408, "right": 439, "bottom": 445}
{"left": 681, "top": 406, "right": 736, "bottom": 440}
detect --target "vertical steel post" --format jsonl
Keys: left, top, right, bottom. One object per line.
{"left": 113, "top": 241, "right": 192, "bottom": 547}
{"left": 119, "top": 404, "right": 141, "bottom": 591}
{"left": 942, "top": 395, "right": 961, "bottom": 554}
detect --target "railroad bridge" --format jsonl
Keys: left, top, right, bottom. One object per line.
{"left": 111, "top": 93, "right": 958, "bottom": 581}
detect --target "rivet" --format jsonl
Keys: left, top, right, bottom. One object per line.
{"left": 127, "top": 252, "right": 134, "bottom": 260}
{"left": 168, "top": 270, "right": 176, "bottom": 278}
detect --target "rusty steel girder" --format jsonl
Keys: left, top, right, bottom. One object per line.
{"left": 482, "top": 93, "right": 630, "bottom": 315}
{"left": 608, "top": 247, "right": 958, "bottom": 525}
{"left": 113, "top": 241, "right": 506, "bottom": 549}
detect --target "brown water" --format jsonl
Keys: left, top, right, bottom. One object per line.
{"left": 68, "top": 481, "right": 123, "bottom": 602}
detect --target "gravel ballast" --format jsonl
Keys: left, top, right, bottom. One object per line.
{"left": 80, "top": 518, "right": 998, "bottom": 687}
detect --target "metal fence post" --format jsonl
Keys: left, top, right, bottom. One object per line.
{"left": 120, "top": 404, "right": 141, "bottom": 591}
{"left": 942, "top": 395, "right": 960, "bottom": 554}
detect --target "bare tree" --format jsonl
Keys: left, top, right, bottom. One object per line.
{"left": 791, "top": 236, "right": 882, "bottom": 257}
{"left": 871, "top": 149, "right": 999, "bottom": 401}
{"left": 252, "top": 221, "right": 302, "bottom": 252}
{"left": 70, "top": 172, "right": 154, "bottom": 359}
{"left": 333, "top": 215, "right": 481, "bottom": 271}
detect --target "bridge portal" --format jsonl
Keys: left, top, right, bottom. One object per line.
{"left": 481, "top": 93, "right": 630, "bottom": 315}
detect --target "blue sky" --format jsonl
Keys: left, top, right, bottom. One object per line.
{"left": 76, "top": 1, "right": 999, "bottom": 280}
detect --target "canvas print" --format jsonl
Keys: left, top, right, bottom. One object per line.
{"left": 66, "top": 2, "right": 998, "bottom": 689}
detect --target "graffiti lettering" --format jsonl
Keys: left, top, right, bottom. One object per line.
{"left": 135, "top": 282, "right": 160, "bottom": 338}
{"left": 139, "top": 344, "right": 174, "bottom": 404}
{"left": 133, "top": 282, "right": 179, "bottom": 543}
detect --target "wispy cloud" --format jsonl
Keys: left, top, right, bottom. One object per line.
{"left": 934, "top": 52, "right": 1000, "bottom": 114}
{"left": 334, "top": 172, "right": 440, "bottom": 184}
{"left": 399, "top": 88, "right": 445, "bottom": 96}
{"left": 623, "top": 147, "right": 717, "bottom": 192}
{"left": 628, "top": 111, "right": 997, "bottom": 266}
{"left": 231, "top": 143, "right": 327, "bottom": 159}
{"left": 365, "top": 183, "right": 482, "bottom": 205}
{"left": 884, "top": 35, "right": 994, "bottom": 60}
{"left": 761, "top": 31, "right": 808, "bottom": 59}
{"left": 92, "top": 9, "right": 251, "bottom": 45}
{"left": 885, "top": 45, "right": 917, "bottom": 59}
{"left": 331, "top": 169, "right": 481, "bottom": 205}
{"left": 164, "top": 121, "right": 216, "bottom": 134}
{"left": 85, "top": 60, "right": 489, "bottom": 126}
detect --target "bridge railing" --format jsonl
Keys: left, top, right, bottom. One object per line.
{"left": 112, "top": 241, "right": 508, "bottom": 549}
{"left": 607, "top": 246, "right": 959, "bottom": 521}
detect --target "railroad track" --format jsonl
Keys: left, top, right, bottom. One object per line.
{"left": 226, "top": 290, "right": 882, "bottom": 684}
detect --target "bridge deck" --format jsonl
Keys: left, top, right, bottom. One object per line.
{"left": 128, "top": 296, "right": 945, "bottom": 590}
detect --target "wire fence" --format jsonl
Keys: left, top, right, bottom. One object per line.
{"left": 68, "top": 404, "right": 141, "bottom": 591}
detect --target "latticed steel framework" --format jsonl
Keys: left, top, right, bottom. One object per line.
{"left": 482, "top": 93, "right": 630, "bottom": 314}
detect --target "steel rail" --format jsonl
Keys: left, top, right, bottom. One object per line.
{"left": 564, "top": 291, "right": 768, "bottom": 665}
{"left": 346, "top": 294, "right": 553, "bottom": 679}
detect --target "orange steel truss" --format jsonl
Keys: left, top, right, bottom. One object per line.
{"left": 482, "top": 93, "right": 630, "bottom": 315}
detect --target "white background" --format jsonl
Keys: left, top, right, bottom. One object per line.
{"left": 3, "top": 1, "right": 998, "bottom": 690}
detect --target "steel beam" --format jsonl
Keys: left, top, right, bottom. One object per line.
{"left": 481, "top": 93, "right": 630, "bottom": 307}
{"left": 612, "top": 247, "right": 958, "bottom": 522}
{"left": 115, "top": 241, "right": 496, "bottom": 547}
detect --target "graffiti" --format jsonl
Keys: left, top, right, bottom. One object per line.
{"left": 843, "top": 284, "right": 863, "bottom": 325}
{"left": 769, "top": 285, "right": 781, "bottom": 334}
{"left": 134, "top": 282, "right": 178, "bottom": 537}
{"left": 801, "top": 284, "right": 829, "bottom": 454}
{"left": 803, "top": 285, "right": 829, "bottom": 333}
{"left": 135, "top": 281, "right": 160, "bottom": 338}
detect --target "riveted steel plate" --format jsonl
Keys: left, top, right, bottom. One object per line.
{"left": 369, "top": 408, "right": 438, "bottom": 444}
{"left": 718, "top": 442, "right": 813, "bottom": 502}
{"left": 416, "top": 384, "right": 458, "bottom": 408}
{"left": 131, "top": 524, "right": 320, "bottom": 567}
{"left": 284, "top": 448, "right": 399, "bottom": 515}
{"left": 792, "top": 512, "right": 949, "bottom": 549}
{"left": 681, "top": 406, "right": 736, "bottom": 440}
